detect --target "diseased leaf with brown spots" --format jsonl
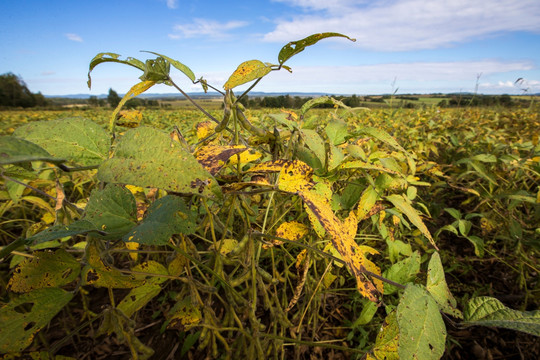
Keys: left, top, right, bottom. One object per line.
{"left": 195, "top": 145, "right": 248, "bottom": 176}
{"left": 271, "top": 221, "right": 309, "bottom": 247}
{"left": 224, "top": 60, "right": 273, "bottom": 90}
{"left": 8, "top": 249, "right": 80, "bottom": 293}
{"left": 249, "top": 159, "right": 290, "bottom": 174}
{"left": 196, "top": 121, "right": 215, "bottom": 140}
{"left": 165, "top": 297, "right": 202, "bottom": 331}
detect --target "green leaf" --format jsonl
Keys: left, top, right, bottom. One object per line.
{"left": 471, "top": 154, "right": 497, "bottom": 163}
{"left": 0, "top": 136, "right": 64, "bottom": 165}
{"left": 300, "top": 96, "right": 350, "bottom": 115}
{"left": 463, "top": 296, "right": 540, "bottom": 336}
{"left": 139, "top": 57, "right": 170, "bottom": 83}
{"left": 465, "top": 235, "right": 484, "bottom": 257}
{"left": 117, "top": 283, "right": 161, "bottom": 318}
{"left": 278, "top": 32, "right": 356, "bottom": 66}
{"left": 224, "top": 60, "right": 273, "bottom": 90}
{"left": 98, "top": 127, "right": 219, "bottom": 197}
{"left": 123, "top": 195, "right": 196, "bottom": 245}
{"left": 386, "top": 194, "right": 437, "bottom": 250}
{"left": 13, "top": 118, "right": 110, "bottom": 166}
{"left": 444, "top": 208, "right": 461, "bottom": 220}
{"left": 397, "top": 284, "right": 446, "bottom": 360}
{"left": 426, "top": 252, "right": 463, "bottom": 318}
{"left": 383, "top": 251, "right": 421, "bottom": 295}
{"left": 0, "top": 288, "right": 73, "bottom": 353}
{"left": 327, "top": 144, "right": 345, "bottom": 171}
{"left": 8, "top": 249, "right": 80, "bottom": 293}
{"left": 88, "top": 52, "right": 145, "bottom": 89}
{"left": 83, "top": 184, "right": 137, "bottom": 239}
{"left": 26, "top": 220, "right": 103, "bottom": 245}
{"left": 325, "top": 119, "right": 349, "bottom": 145}
{"left": 300, "top": 129, "right": 326, "bottom": 168}
{"left": 142, "top": 51, "right": 196, "bottom": 82}
{"left": 369, "top": 311, "right": 399, "bottom": 360}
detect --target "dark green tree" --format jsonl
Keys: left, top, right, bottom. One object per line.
{"left": 0, "top": 72, "right": 47, "bottom": 108}
{"left": 107, "top": 88, "right": 121, "bottom": 107}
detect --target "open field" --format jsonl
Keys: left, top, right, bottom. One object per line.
{"left": 1, "top": 104, "right": 539, "bottom": 359}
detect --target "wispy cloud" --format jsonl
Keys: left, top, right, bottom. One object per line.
{"left": 166, "top": 0, "right": 178, "bottom": 9}
{"left": 65, "top": 33, "right": 83, "bottom": 42}
{"left": 267, "top": 0, "right": 540, "bottom": 51}
{"left": 169, "top": 18, "right": 249, "bottom": 39}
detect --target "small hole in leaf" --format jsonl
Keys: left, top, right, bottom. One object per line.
{"left": 14, "top": 302, "right": 34, "bottom": 314}
{"left": 24, "top": 321, "right": 36, "bottom": 331}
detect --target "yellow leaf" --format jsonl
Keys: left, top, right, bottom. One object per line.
{"left": 275, "top": 221, "right": 309, "bottom": 244}
{"left": 110, "top": 80, "right": 155, "bottom": 131}
{"left": 227, "top": 150, "right": 262, "bottom": 165}
{"left": 125, "top": 241, "right": 140, "bottom": 261}
{"left": 224, "top": 60, "right": 273, "bottom": 90}
{"left": 196, "top": 121, "right": 215, "bottom": 140}
{"left": 195, "top": 145, "right": 248, "bottom": 176}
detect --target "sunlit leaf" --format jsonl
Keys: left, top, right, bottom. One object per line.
{"left": 369, "top": 311, "right": 399, "bottom": 360}
{"left": 98, "top": 127, "right": 219, "bottom": 197}
{"left": 13, "top": 118, "right": 110, "bottom": 166}
{"left": 195, "top": 145, "right": 248, "bottom": 175}
{"left": 300, "top": 96, "right": 350, "bottom": 115}
{"left": 224, "top": 60, "right": 273, "bottom": 90}
{"left": 142, "top": 51, "right": 196, "bottom": 82}
{"left": 278, "top": 33, "right": 355, "bottom": 66}
{"left": 110, "top": 81, "right": 156, "bottom": 131}
{"left": 386, "top": 194, "right": 437, "bottom": 250}
{"left": 88, "top": 52, "right": 145, "bottom": 88}
{"left": 0, "top": 136, "right": 63, "bottom": 165}
{"left": 300, "top": 129, "right": 326, "bottom": 168}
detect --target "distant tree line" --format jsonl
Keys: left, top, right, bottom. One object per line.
{"left": 87, "top": 89, "right": 160, "bottom": 108}
{"left": 438, "top": 94, "right": 520, "bottom": 108}
{"left": 0, "top": 73, "right": 48, "bottom": 108}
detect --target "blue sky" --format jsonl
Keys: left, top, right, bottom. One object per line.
{"left": 1, "top": 0, "right": 539, "bottom": 96}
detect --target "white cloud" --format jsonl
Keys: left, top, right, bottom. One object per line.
{"left": 265, "top": 0, "right": 540, "bottom": 51}
{"left": 169, "top": 18, "right": 249, "bottom": 39}
{"left": 65, "top": 33, "right": 83, "bottom": 42}
{"left": 166, "top": 0, "right": 178, "bottom": 9}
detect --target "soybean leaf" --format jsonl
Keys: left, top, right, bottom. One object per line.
{"left": 463, "top": 296, "right": 540, "bottom": 336}
{"left": 82, "top": 241, "right": 143, "bottom": 288}
{"left": 397, "top": 284, "right": 446, "bottom": 360}
{"left": 83, "top": 184, "right": 138, "bottom": 239}
{"left": 300, "top": 96, "right": 349, "bottom": 116}
{"left": 26, "top": 220, "right": 102, "bottom": 245}
{"left": 224, "top": 60, "right": 273, "bottom": 90}
{"left": 0, "top": 288, "right": 73, "bottom": 353}
{"left": 142, "top": 51, "right": 196, "bottom": 82}
{"left": 8, "top": 249, "right": 80, "bottom": 293}
{"left": 383, "top": 251, "right": 421, "bottom": 295}
{"left": 278, "top": 32, "right": 356, "bottom": 66}
{"left": 0, "top": 136, "right": 64, "bottom": 165}
{"left": 123, "top": 195, "right": 196, "bottom": 245}
{"left": 195, "top": 145, "right": 248, "bottom": 176}
{"left": 426, "top": 252, "right": 463, "bottom": 318}
{"left": 139, "top": 57, "right": 170, "bottom": 83}
{"left": 368, "top": 311, "right": 400, "bottom": 360}
{"left": 325, "top": 118, "right": 350, "bottom": 145}
{"left": 88, "top": 52, "right": 145, "bottom": 88}
{"left": 164, "top": 297, "right": 202, "bottom": 331}
{"left": 13, "top": 118, "right": 110, "bottom": 166}
{"left": 98, "top": 127, "right": 219, "bottom": 197}
{"left": 117, "top": 283, "right": 162, "bottom": 318}
{"left": 386, "top": 194, "right": 437, "bottom": 250}
{"left": 300, "top": 129, "right": 326, "bottom": 168}
{"left": 110, "top": 81, "right": 156, "bottom": 132}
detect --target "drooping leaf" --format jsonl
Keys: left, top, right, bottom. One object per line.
{"left": 397, "top": 284, "right": 446, "bottom": 360}
{"left": 7, "top": 249, "right": 80, "bottom": 293}
{"left": 88, "top": 52, "right": 145, "bottom": 89}
{"left": 278, "top": 33, "right": 356, "bottom": 66}
{"left": 0, "top": 288, "right": 73, "bottom": 353}
{"left": 110, "top": 81, "right": 156, "bottom": 132}
{"left": 98, "top": 127, "right": 219, "bottom": 197}
{"left": 463, "top": 296, "right": 540, "bottom": 336}
{"left": 142, "top": 51, "right": 196, "bottom": 82}
{"left": 139, "top": 57, "right": 171, "bottom": 83}
{"left": 386, "top": 194, "right": 437, "bottom": 250}
{"left": 83, "top": 184, "right": 138, "bottom": 240}
{"left": 224, "top": 60, "right": 273, "bottom": 90}
{"left": 13, "top": 118, "right": 110, "bottom": 166}
{"left": 0, "top": 136, "right": 64, "bottom": 165}
{"left": 123, "top": 195, "right": 196, "bottom": 245}
{"left": 426, "top": 252, "right": 463, "bottom": 318}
